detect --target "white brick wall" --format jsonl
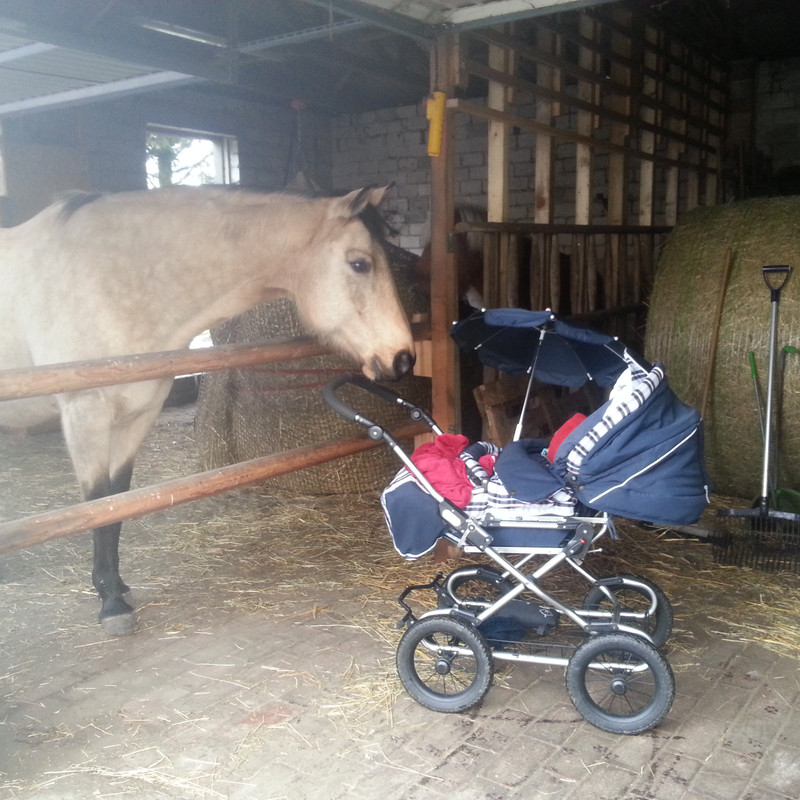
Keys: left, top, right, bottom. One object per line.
{"left": 331, "top": 102, "right": 490, "bottom": 253}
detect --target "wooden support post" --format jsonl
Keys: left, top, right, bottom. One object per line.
{"left": 637, "top": 22, "right": 657, "bottom": 227}
{"left": 575, "top": 14, "right": 597, "bottom": 227}
{"left": 607, "top": 12, "right": 631, "bottom": 228}
{"left": 664, "top": 39, "right": 685, "bottom": 226}
{"left": 430, "top": 33, "right": 459, "bottom": 434}
{"left": 487, "top": 38, "right": 512, "bottom": 224}
{"left": 534, "top": 26, "right": 556, "bottom": 227}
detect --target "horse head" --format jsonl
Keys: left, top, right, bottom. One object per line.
{"left": 293, "top": 186, "right": 416, "bottom": 381}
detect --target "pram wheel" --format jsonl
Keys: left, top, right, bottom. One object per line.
{"left": 565, "top": 632, "right": 675, "bottom": 734}
{"left": 582, "top": 574, "right": 673, "bottom": 647}
{"left": 396, "top": 615, "right": 494, "bottom": 713}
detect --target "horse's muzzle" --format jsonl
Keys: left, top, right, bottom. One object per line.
{"left": 392, "top": 349, "right": 416, "bottom": 379}
{"left": 371, "top": 349, "right": 415, "bottom": 381}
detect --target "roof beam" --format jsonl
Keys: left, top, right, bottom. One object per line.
{"left": 301, "top": 0, "right": 432, "bottom": 42}
{"left": 444, "top": 0, "right": 619, "bottom": 29}
{"left": 0, "top": 40, "right": 56, "bottom": 63}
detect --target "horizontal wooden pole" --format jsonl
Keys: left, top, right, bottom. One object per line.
{"left": 0, "top": 420, "right": 428, "bottom": 555}
{"left": 453, "top": 221, "right": 673, "bottom": 236}
{"left": 0, "top": 337, "right": 330, "bottom": 402}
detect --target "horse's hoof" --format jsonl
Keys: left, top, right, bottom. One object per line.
{"left": 101, "top": 612, "right": 136, "bottom": 636}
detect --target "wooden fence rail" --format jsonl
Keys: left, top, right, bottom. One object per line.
{"left": 0, "top": 420, "right": 426, "bottom": 555}
{"left": 0, "top": 337, "right": 330, "bottom": 401}
{"left": 0, "top": 336, "right": 425, "bottom": 555}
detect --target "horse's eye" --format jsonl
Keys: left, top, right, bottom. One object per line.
{"left": 349, "top": 258, "right": 371, "bottom": 274}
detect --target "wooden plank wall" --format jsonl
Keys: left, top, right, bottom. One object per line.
{"left": 448, "top": 3, "right": 727, "bottom": 327}
{"left": 428, "top": 3, "right": 727, "bottom": 431}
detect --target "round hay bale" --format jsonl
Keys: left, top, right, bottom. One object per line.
{"left": 195, "top": 245, "right": 429, "bottom": 495}
{"left": 645, "top": 197, "right": 800, "bottom": 499}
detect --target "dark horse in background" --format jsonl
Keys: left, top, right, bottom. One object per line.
{"left": 0, "top": 186, "right": 415, "bottom": 634}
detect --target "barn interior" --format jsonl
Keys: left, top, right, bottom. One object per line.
{"left": 3, "top": 0, "right": 800, "bottom": 481}
{"left": 2, "top": 1, "right": 800, "bottom": 797}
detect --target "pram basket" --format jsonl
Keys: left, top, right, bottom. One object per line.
{"left": 324, "top": 372, "right": 678, "bottom": 735}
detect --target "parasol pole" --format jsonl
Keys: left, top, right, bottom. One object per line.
{"left": 512, "top": 327, "right": 547, "bottom": 441}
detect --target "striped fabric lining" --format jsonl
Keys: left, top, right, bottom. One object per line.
{"left": 466, "top": 480, "right": 576, "bottom": 521}
{"left": 459, "top": 442, "right": 575, "bottom": 519}
{"left": 565, "top": 351, "right": 664, "bottom": 478}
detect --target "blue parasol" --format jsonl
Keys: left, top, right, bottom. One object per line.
{"left": 451, "top": 308, "right": 639, "bottom": 441}
{"left": 451, "top": 308, "right": 632, "bottom": 387}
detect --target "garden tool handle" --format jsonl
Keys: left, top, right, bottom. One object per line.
{"left": 763, "top": 265, "right": 791, "bottom": 302}
{"left": 759, "top": 266, "right": 792, "bottom": 508}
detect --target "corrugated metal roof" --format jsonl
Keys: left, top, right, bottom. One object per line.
{"left": 0, "top": 35, "right": 167, "bottom": 105}
{"left": 0, "top": 0, "right": 604, "bottom": 117}
{"left": 0, "top": 0, "right": 796, "bottom": 118}
{"left": 0, "top": 26, "right": 193, "bottom": 114}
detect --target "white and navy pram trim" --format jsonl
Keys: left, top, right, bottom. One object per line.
{"left": 566, "top": 352, "right": 660, "bottom": 479}
{"left": 380, "top": 442, "right": 578, "bottom": 560}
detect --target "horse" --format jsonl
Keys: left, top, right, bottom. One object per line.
{"left": 0, "top": 185, "right": 415, "bottom": 635}
{"left": 416, "top": 206, "right": 486, "bottom": 312}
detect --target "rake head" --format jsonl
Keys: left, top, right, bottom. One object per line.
{"left": 712, "top": 507, "right": 800, "bottom": 573}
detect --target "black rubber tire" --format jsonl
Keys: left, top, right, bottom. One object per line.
{"left": 565, "top": 632, "right": 675, "bottom": 734}
{"left": 442, "top": 566, "right": 514, "bottom": 609}
{"left": 396, "top": 615, "right": 494, "bottom": 713}
{"left": 583, "top": 574, "right": 673, "bottom": 647}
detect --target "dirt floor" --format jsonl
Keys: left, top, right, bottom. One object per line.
{"left": 1, "top": 402, "right": 800, "bottom": 799}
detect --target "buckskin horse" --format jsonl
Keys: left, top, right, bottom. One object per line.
{"left": 0, "top": 185, "right": 415, "bottom": 634}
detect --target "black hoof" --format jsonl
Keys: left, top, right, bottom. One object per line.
{"left": 98, "top": 593, "right": 136, "bottom": 636}
{"left": 101, "top": 612, "right": 136, "bottom": 636}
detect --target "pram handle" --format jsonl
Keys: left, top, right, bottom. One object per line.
{"left": 323, "top": 372, "right": 441, "bottom": 434}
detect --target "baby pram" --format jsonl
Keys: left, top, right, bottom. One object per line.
{"left": 323, "top": 309, "right": 710, "bottom": 735}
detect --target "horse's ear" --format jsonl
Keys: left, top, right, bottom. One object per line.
{"left": 335, "top": 185, "right": 391, "bottom": 218}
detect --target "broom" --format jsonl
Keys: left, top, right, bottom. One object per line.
{"left": 714, "top": 265, "right": 800, "bottom": 572}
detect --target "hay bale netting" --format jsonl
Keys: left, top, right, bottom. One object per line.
{"left": 195, "top": 245, "right": 429, "bottom": 494}
{"left": 645, "top": 197, "right": 800, "bottom": 499}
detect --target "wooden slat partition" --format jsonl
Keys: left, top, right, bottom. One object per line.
{"left": 428, "top": 5, "right": 726, "bottom": 432}
{"left": 456, "top": 5, "right": 725, "bottom": 232}
{"left": 455, "top": 220, "right": 670, "bottom": 344}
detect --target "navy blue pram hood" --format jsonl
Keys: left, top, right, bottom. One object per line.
{"left": 551, "top": 364, "right": 710, "bottom": 526}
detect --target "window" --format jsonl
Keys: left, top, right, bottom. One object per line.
{"left": 145, "top": 125, "right": 239, "bottom": 188}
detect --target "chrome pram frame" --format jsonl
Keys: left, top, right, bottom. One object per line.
{"left": 324, "top": 373, "right": 676, "bottom": 735}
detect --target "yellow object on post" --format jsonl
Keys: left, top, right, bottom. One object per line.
{"left": 426, "top": 91, "right": 446, "bottom": 157}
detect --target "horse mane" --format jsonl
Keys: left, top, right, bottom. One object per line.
{"left": 357, "top": 203, "right": 394, "bottom": 246}
{"left": 57, "top": 191, "right": 105, "bottom": 221}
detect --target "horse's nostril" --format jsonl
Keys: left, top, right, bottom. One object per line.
{"left": 393, "top": 349, "right": 416, "bottom": 378}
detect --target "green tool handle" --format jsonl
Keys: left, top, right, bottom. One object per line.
{"left": 749, "top": 351, "right": 765, "bottom": 441}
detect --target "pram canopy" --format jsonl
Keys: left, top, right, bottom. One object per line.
{"left": 552, "top": 354, "right": 709, "bottom": 523}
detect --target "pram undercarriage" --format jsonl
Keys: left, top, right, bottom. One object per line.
{"left": 393, "top": 518, "right": 675, "bottom": 734}
{"left": 324, "top": 372, "right": 683, "bottom": 735}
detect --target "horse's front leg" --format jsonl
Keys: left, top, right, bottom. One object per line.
{"left": 58, "top": 392, "right": 143, "bottom": 635}
{"left": 90, "top": 462, "right": 136, "bottom": 636}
